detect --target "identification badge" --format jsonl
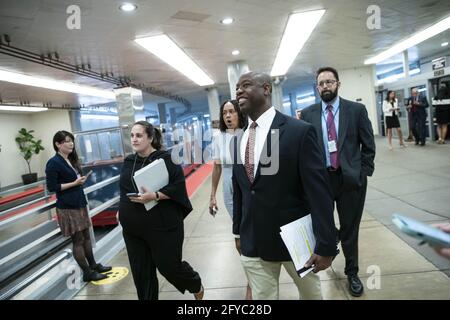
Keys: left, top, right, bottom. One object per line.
{"left": 328, "top": 140, "right": 337, "bottom": 153}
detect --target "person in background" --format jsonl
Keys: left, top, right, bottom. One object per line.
{"left": 434, "top": 83, "right": 449, "bottom": 144}
{"left": 119, "top": 121, "right": 203, "bottom": 300}
{"left": 383, "top": 90, "right": 406, "bottom": 150}
{"left": 209, "top": 99, "right": 251, "bottom": 299}
{"left": 301, "top": 67, "right": 376, "bottom": 297}
{"left": 406, "top": 88, "right": 429, "bottom": 146}
{"left": 46, "top": 131, "right": 111, "bottom": 282}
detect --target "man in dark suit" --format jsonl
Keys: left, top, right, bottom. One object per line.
{"left": 301, "top": 67, "right": 376, "bottom": 297}
{"left": 406, "top": 88, "right": 429, "bottom": 146}
{"left": 232, "top": 71, "right": 338, "bottom": 300}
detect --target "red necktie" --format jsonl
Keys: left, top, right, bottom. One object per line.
{"left": 326, "top": 105, "right": 340, "bottom": 169}
{"left": 245, "top": 122, "right": 258, "bottom": 183}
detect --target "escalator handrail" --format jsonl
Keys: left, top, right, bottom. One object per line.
{"left": 0, "top": 250, "right": 71, "bottom": 300}
{"left": 0, "top": 180, "right": 46, "bottom": 198}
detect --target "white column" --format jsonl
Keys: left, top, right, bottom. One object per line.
{"left": 271, "top": 76, "right": 286, "bottom": 113}
{"left": 206, "top": 87, "right": 220, "bottom": 129}
{"left": 337, "top": 66, "right": 379, "bottom": 135}
{"left": 403, "top": 50, "right": 410, "bottom": 79}
{"left": 227, "top": 60, "right": 250, "bottom": 99}
{"left": 114, "top": 87, "right": 144, "bottom": 155}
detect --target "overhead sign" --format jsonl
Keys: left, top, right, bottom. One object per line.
{"left": 432, "top": 57, "right": 446, "bottom": 71}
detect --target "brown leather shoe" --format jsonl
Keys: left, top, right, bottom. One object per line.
{"left": 194, "top": 285, "right": 204, "bottom": 300}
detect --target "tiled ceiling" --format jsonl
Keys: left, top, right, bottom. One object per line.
{"left": 0, "top": 0, "right": 449, "bottom": 111}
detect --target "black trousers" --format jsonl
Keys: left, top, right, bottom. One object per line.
{"left": 328, "top": 169, "right": 368, "bottom": 276}
{"left": 123, "top": 224, "right": 202, "bottom": 300}
{"left": 412, "top": 111, "right": 427, "bottom": 144}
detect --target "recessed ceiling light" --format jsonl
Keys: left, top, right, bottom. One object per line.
{"left": 220, "top": 17, "right": 234, "bottom": 25}
{"left": 365, "top": 16, "right": 450, "bottom": 64}
{"left": 442, "top": 41, "right": 449, "bottom": 47}
{"left": 232, "top": 50, "right": 240, "bottom": 56}
{"left": 119, "top": 3, "right": 137, "bottom": 12}
{"left": 134, "top": 35, "right": 214, "bottom": 86}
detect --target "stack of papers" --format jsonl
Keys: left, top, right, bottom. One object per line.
{"left": 133, "top": 158, "right": 169, "bottom": 211}
{"left": 280, "top": 214, "right": 316, "bottom": 278}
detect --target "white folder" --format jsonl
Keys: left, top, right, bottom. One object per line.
{"left": 133, "top": 158, "right": 169, "bottom": 211}
{"left": 279, "top": 214, "right": 316, "bottom": 278}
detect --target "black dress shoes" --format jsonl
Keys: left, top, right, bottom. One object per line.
{"left": 83, "top": 270, "right": 108, "bottom": 282}
{"left": 93, "top": 263, "right": 112, "bottom": 273}
{"left": 348, "top": 275, "right": 364, "bottom": 297}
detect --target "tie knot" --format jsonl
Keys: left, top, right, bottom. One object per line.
{"left": 326, "top": 105, "right": 333, "bottom": 112}
{"left": 250, "top": 122, "right": 258, "bottom": 129}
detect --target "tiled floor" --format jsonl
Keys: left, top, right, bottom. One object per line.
{"left": 74, "top": 137, "right": 450, "bottom": 300}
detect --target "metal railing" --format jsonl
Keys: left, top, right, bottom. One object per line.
{"left": 0, "top": 179, "right": 47, "bottom": 198}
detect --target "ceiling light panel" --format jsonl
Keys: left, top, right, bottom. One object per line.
{"left": 271, "top": 10, "right": 326, "bottom": 77}
{"left": 134, "top": 35, "right": 214, "bottom": 86}
{"left": 0, "top": 69, "right": 115, "bottom": 99}
{"left": 365, "top": 16, "right": 450, "bottom": 65}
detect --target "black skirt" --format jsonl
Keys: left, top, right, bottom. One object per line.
{"left": 386, "top": 115, "right": 400, "bottom": 129}
{"left": 435, "top": 105, "right": 450, "bottom": 124}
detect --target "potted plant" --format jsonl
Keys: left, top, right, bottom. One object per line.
{"left": 15, "top": 128, "right": 45, "bottom": 185}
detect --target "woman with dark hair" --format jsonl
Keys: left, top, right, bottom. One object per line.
{"left": 383, "top": 91, "right": 406, "bottom": 150}
{"left": 119, "top": 121, "right": 203, "bottom": 300}
{"left": 209, "top": 100, "right": 252, "bottom": 299}
{"left": 435, "top": 83, "right": 449, "bottom": 144}
{"left": 45, "top": 131, "right": 111, "bottom": 282}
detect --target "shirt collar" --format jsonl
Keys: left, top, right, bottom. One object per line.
{"left": 248, "top": 106, "right": 276, "bottom": 131}
{"left": 321, "top": 96, "right": 340, "bottom": 113}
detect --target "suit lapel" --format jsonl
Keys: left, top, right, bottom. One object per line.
{"left": 253, "top": 111, "right": 286, "bottom": 184}
{"left": 311, "top": 104, "right": 325, "bottom": 157}
{"left": 338, "top": 98, "right": 349, "bottom": 151}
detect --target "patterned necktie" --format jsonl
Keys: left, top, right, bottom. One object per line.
{"left": 245, "top": 122, "right": 258, "bottom": 183}
{"left": 326, "top": 105, "right": 340, "bottom": 169}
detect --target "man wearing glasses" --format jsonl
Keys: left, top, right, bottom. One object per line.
{"left": 301, "top": 67, "right": 376, "bottom": 297}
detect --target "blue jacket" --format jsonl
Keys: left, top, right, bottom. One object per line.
{"left": 45, "top": 153, "right": 87, "bottom": 209}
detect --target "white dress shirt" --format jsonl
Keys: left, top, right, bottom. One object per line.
{"left": 240, "top": 106, "right": 276, "bottom": 178}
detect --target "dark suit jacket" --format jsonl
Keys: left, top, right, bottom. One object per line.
{"left": 45, "top": 153, "right": 88, "bottom": 209}
{"left": 232, "top": 110, "right": 337, "bottom": 261}
{"left": 406, "top": 95, "right": 429, "bottom": 117}
{"left": 301, "top": 98, "right": 376, "bottom": 191}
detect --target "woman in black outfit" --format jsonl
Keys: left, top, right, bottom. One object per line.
{"left": 45, "top": 131, "right": 111, "bottom": 282}
{"left": 435, "top": 83, "right": 449, "bottom": 144}
{"left": 119, "top": 121, "right": 203, "bottom": 300}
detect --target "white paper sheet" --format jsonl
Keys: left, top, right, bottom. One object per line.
{"left": 280, "top": 214, "right": 316, "bottom": 278}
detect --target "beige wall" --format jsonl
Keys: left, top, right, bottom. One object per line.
{"left": 0, "top": 110, "right": 71, "bottom": 188}
{"left": 0, "top": 113, "right": 33, "bottom": 187}
{"left": 338, "top": 66, "right": 379, "bottom": 135}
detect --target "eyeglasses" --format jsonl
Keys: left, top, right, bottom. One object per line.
{"left": 317, "top": 79, "right": 338, "bottom": 88}
{"left": 63, "top": 140, "right": 74, "bottom": 144}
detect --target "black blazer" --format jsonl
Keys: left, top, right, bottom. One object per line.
{"left": 406, "top": 95, "right": 429, "bottom": 117}
{"left": 232, "top": 111, "right": 337, "bottom": 261}
{"left": 45, "top": 153, "right": 88, "bottom": 209}
{"left": 301, "top": 98, "right": 376, "bottom": 191}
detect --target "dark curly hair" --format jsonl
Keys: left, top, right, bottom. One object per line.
{"left": 219, "top": 100, "right": 246, "bottom": 132}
